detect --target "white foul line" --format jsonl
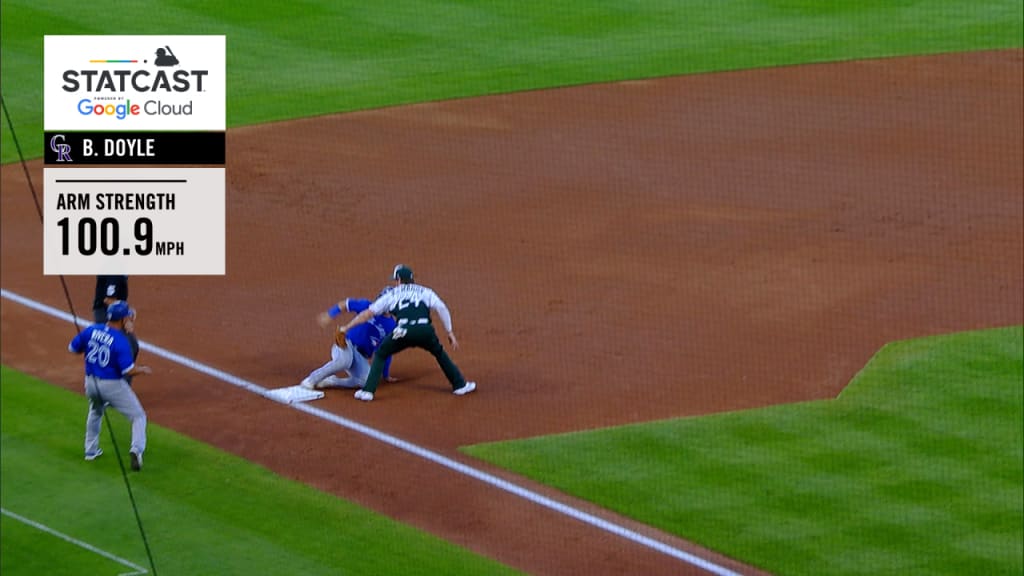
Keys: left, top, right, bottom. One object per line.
{"left": 1, "top": 288, "right": 742, "bottom": 576}
{"left": 1, "top": 507, "right": 147, "bottom": 576}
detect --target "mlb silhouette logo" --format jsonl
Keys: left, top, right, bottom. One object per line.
{"left": 154, "top": 46, "right": 178, "bottom": 67}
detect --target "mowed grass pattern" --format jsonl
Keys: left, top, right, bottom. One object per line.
{"left": 464, "top": 326, "right": 1024, "bottom": 575}
{"left": 2, "top": 0, "right": 1022, "bottom": 161}
{"left": 0, "top": 513, "right": 137, "bottom": 576}
{"left": 2, "top": 2, "right": 1023, "bottom": 574}
{"left": 0, "top": 367, "right": 523, "bottom": 576}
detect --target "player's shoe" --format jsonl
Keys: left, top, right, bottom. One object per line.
{"left": 84, "top": 449, "right": 103, "bottom": 461}
{"left": 354, "top": 390, "right": 374, "bottom": 402}
{"left": 130, "top": 451, "right": 143, "bottom": 471}
{"left": 314, "top": 376, "right": 337, "bottom": 389}
{"left": 453, "top": 381, "right": 477, "bottom": 396}
{"left": 317, "top": 376, "right": 361, "bottom": 389}
{"left": 299, "top": 378, "right": 316, "bottom": 390}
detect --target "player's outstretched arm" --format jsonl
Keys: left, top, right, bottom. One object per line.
{"left": 340, "top": 308, "right": 375, "bottom": 333}
{"left": 317, "top": 299, "right": 349, "bottom": 328}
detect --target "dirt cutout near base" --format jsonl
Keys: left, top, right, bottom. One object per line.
{"left": 2, "top": 50, "right": 1021, "bottom": 575}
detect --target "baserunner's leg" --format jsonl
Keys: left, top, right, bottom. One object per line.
{"left": 321, "top": 351, "right": 370, "bottom": 388}
{"left": 303, "top": 343, "right": 353, "bottom": 387}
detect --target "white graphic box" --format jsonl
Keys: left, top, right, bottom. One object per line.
{"left": 44, "top": 35, "right": 225, "bottom": 131}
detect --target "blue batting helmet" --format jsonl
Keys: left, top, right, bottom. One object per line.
{"left": 106, "top": 301, "right": 133, "bottom": 321}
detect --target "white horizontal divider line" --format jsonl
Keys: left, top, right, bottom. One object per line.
{"left": 1, "top": 288, "right": 741, "bottom": 576}
{"left": 1, "top": 507, "right": 148, "bottom": 575}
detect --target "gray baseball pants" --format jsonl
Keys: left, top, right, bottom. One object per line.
{"left": 304, "top": 340, "right": 370, "bottom": 389}
{"left": 84, "top": 375, "right": 147, "bottom": 457}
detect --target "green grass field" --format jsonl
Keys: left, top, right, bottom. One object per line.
{"left": 464, "top": 326, "right": 1024, "bottom": 575}
{"left": 0, "top": 367, "right": 523, "bottom": 576}
{"left": 2, "top": 2, "right": 1022, "bottom": 574}
{"left": 2, "top": 0, "right": 1021, "bottom": 162}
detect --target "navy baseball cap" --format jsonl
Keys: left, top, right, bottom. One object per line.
{"left": 392, "top": 264, "right": 413, "bottom": 282}
{"left": 106, "top": 301, "right": 133, "bottom": 321}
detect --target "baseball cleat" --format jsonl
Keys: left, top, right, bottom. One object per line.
{"left": 354, "top": 390, "right": 374, "bottom": 402}
{"left": 130, "top": 451, "right": 143, "bottom": 471}
{"left": 315, "top": 376, "right": 337, "bottom": 389}
{"left": 318, "top": 376, "right": 361, "bottom": 389}
{"left": 453, "top": 381, "right": 477, "bottom": 396}
{"left": 84, "top": 449, "right": 103, "bottom": 461}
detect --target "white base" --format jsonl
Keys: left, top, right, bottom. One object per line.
{"left": 266, "top": 385, "right": 325, "bottom": 404}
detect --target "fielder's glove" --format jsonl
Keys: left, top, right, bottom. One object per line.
{"left": 335, "top": 327, "right": 348, "bottom": 348}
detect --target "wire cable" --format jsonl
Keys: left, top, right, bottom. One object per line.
{"left": 1, "top": 93, "right": 159, "bottom": 576}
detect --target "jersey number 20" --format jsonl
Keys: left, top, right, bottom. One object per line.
{"left": 86, "top": 341, "right": 111, "bottom": 367}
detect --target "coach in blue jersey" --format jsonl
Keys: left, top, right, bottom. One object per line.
{"left": 300, "top": 290, "right": 398, "bottom": 390}
{"left": 339, "top": 265, "right": 476, "bottom": 402}
{"left": 69, "top": 301, "right": 151, "bottom": 471}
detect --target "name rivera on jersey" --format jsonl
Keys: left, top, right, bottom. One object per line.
{"left": 90, "top": 328, "right": 115, "bottom": 348}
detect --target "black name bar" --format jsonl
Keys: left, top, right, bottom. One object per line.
{"left": 44, "top": 131, "right": 225, "bottom": 165}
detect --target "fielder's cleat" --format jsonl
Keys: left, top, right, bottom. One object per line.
{"left": 299, "top": 378, "right": 316, "bottom": 390}
{"left": 354, "top": 390, "right": 374, "bottom": 402}
{"left": 84, "top": 449, "right": 103, "bottom": 461}
{"left": 453, "top": 381, "right": 477, "bottom": 396}
{"left": 129, "top": 451, "right": 142, "bottom": 471}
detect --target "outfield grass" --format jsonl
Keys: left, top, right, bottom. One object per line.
{"left": 0, "top": 367, "right": 523, "bottom": 576}
{"left": 463, "top": 326, "right": 1024, "bottom": 575}
{"left": 3, "top": 2, "right": 1023, "bottom": 573}
{"left": 2, "top": 0, "right": 1021, "bottom": 162}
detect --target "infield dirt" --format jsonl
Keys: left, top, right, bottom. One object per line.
{"left": 2, "top": 49, "right": 1021, "bottom": 575}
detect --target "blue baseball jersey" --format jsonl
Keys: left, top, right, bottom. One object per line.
{"left": 345, "top": 298, "right": 397, "bottom": 357}
{"left": 69, "top": 324, "right": 136, "bottom": 379}
{"left": 344, "top": 298, "right": 396, "bottom": 377}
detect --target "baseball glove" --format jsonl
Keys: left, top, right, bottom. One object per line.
{"left": 335, "top": 327, "right": 348, "bottom": 348}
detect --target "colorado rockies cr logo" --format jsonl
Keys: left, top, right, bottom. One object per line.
{"left": 50, "top": 134, "right": 73, "bottom": 162}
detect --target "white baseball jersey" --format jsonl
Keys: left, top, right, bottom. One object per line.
{"left": 369, "top": 283, "right": 453, "bottom": 332}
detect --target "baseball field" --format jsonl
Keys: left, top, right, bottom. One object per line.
{"left": 1, "top": 1, "right": 1022, "bottom": 575}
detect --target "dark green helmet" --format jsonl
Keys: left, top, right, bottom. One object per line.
{"left": 392, "top": 264, "right": 414, "bottom": 282}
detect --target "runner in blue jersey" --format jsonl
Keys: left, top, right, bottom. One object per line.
{"left": 69, "top": 301, "right": 151, "bottom": 471}
{"left": 339, "top": 265, "right": 476, "bottom": 402}
{"left": 300, "top": 289, "right": 397, "bottom": 390}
